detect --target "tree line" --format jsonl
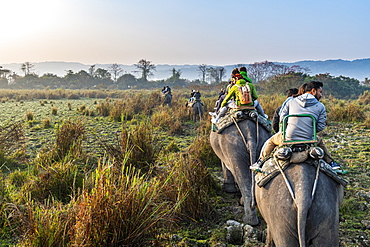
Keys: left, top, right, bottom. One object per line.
{"left": 0, "top": 60, "right": 368, "bottom": 98}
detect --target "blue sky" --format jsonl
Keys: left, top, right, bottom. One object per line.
{"left": 1, "top": 0, "right": 369, "bottom": 66}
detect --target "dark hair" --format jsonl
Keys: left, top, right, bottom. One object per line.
{"left": 305, "top": 81, "right": 323, "bottom": 92}
{"left": 286, "top": 88, "right": 298, "bottom": 97}
{"left": 231, "top": 68, "right": 239, "bottom": 75}
{"left": 293, "top": 83, "right": 307, "bottom": 97}
{"left": 240, "top": 66, "right": 247, "bottom": 72}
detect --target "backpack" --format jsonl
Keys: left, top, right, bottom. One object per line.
{"left": 237, "top": 84, "right": 252, "bottom": 104}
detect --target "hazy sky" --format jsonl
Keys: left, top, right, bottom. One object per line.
{"left": 1, "top": 0, "right": 369, "bottom": 66}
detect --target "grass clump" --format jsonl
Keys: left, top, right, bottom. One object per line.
{"left": 0, "top": 122, "right": 25, "bottom": 170}
{"left": 42, "top": 118, "right": 52, "bottom": 128}
{"left": 26, "top": 111, "right": 34, "bottom": 121}
{"left": 51, "top": 106, "right": 57, "bottom": 115}
{"left": 160, "top": 153, "right": 218, "bottom": 222}
{"left": 21, "top": 161, "right": 83, "bottom": 203}
{"left": 101, "top": 120, "right": 157, "bottom": 173}
{"left": 69, "top": 160, "right": 177, "bottom": 246}
{"left": 328, "top": 102, "right": 366, "bottom": 122}
{"left": 96, "top": 101, "right": 111, "bottom": 116}
{"left": 36, "top": 119, "right": 85, "bottom": 165}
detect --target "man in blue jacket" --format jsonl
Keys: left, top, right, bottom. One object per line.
{"left": 251, "top": 81, "right": 342, "bottom": 171}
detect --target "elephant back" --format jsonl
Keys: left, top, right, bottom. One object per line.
{"left": 255, "top": 154, "right": 348, "bottom": 188}
{"left": 212, "top": 109, "right": 272, "bottom": 134}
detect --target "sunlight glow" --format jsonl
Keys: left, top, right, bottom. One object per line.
{"left": 1, "top": 0, "right": 64, "bottom": 41}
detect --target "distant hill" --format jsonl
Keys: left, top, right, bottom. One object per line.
{"left": 2, "top": 58, "right": 370, "bottom": 81}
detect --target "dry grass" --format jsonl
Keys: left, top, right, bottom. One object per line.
{"left": 100, "top": 120, "right": 157, "bottom": 173}
{"left": 36, "top": 119, "right": 85, "bottom": 166}
{"left": 69, "top": 160, "right": 178, "bottom": 246}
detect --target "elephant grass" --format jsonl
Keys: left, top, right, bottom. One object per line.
{"left": 35, "top": 119, "right": 85, "bottom": 166}
{"left": 69, "top": 160, "right": 180, "bottom": 246}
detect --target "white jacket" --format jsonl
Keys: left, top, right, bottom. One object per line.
{"left": 280, "top": 93, "right": 326, "bottom": 141}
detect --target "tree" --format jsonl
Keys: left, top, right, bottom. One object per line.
{"left": 218, "top": 67, "right": 226, "bottom": 82}
{"left": 117, "top": 73, "right": 137, "bottom": 89}
{"left": 134, "top": 59, "right": 156, "bottom": 81}
{"left": 0, "top": 66, "right": 10, "bottom": 78}
{"left": 247, "top": 61, "right": 277, "bottom": 83}
{"left": 95, "top": 68, "right": 111, "bottom": 80}
{"left": 20, "top": 62, "right": 34, "bottom": 76}
{"left": 257, "top": 72, "right": 311, "bottom": 94}
{"left": 247, "top": 61, "right": 310, "bottom": 83}
{"left": 207, "top": 66, "right": 225, "bottom": 84}
{"left": 108, "top": 63, "right": 123, "bottom": 83}
{"left": 198, "top": 64, "right": 207, "bottom": 83}
{"left": 88, "top": 65, "right": 96, "bottom": 77}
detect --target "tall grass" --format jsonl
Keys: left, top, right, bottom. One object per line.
{"left": 36, "top": 119, "right": 85, "bottom": 165}
{"left": 14, "top": 201, "right": 74, "bottom": 247}
{"left": 21, "top": 161, "right": 83, "bottom": 203}
{"left": 327, "top": 102, "right": 366, "bottom": 122}
{"left": 159, "top": 153, "right": 218, "bottom": 221}
{"left": 69, "top": 160, "right": 179, "bottom": 246}
{"left": 0, "top": 122, "right": 25, "bottom": 171}
{"left": 100, "top": 120, "right": 157, "bottom": 173}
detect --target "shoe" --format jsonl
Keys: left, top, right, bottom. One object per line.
{"left": 329, "top": 161, "right": 341, "bottom": 170}
{"left": 250, "top": 159, "right": 262, "bottom": 172}
{"left": 263, "top": 114, "right": 269, "bottom": 119}
{"left": 211, "top": 118, "right": 219, "bottom": 124}
{"left": 209, "top": 112, "right": 216, "bottom": 117}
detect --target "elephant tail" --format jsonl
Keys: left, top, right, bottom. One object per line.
{"left": 297, "top": 189, "right": 313, "bottom": 247}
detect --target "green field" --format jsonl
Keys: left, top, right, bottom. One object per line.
{"left": 0, "top": 89, "right": 368, "bottom": 246}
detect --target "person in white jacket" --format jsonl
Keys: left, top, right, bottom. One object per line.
{"left": 251, "top": 81, "right": 342, "bottom": 171}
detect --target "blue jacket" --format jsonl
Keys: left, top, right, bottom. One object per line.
{"left": 280, "top": 93, "right": 326, "bottom": 141}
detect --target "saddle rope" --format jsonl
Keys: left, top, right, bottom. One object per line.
{"left": 274, "top": 157, "right": 321, "bottom": 204}
{"left": 232, "top": 114, "right": 259, "bottom": 208}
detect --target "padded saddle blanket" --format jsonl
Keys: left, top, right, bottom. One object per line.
{"left": 212, "top": 109, "right": 272, "bottom": 134}
{"left": 255, "top": 157, "right": 348, "bottom": 188}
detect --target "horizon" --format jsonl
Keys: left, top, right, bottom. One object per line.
{"left": 2, "top": 58, "right": 370, "bottom": 81}
{"left": 3, "top": 57, "right": 369, "bottom": 67}
{"left": 1, "top": 1, "right": 369, "bottom": 66}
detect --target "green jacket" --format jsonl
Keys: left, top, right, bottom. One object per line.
{"left": 239, "top": 71, "right": 253, "bottom": 84}
{"left": 221, "top": 79, "right": 258, "bottom": 107}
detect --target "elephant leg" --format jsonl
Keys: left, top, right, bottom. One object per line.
{"left": 221, "top": 161, "right": 238, "bottom": 193}
{"left": 309, "top": 223, "right": 339, "bottom": 247}
{"left": 265, "top": 226, "right": 275, "bottom": 247}
{"left": 234, "top": 172, "right": 258, "bottom": 225}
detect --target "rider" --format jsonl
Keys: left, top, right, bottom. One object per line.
{"left": 162, "top": 86, "right": 171, "bottom": 94}
{"left": 272, "top": 88, "right": 299, "bottom": 133}
{"left": 250, "top": 81, "right": 342, "bottom": 171}
{"left": 239, "top": 66, "right": 267, "bottom": 118}
{"left": 189, "top": 89, "right": 201, "bottom": 101}
{"left": 212, "top": 72, "right": 258, "bottom": 123}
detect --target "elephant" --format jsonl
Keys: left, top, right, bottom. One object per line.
{"left": 162, "top": 93, "right": 172, "bottom": 107}
{"left": 255, "top": 160, "right": 344, "bottom": 247}
{"left": 210, "top": 118, "right": 271, "bottom": 225}
{"left": 187, "top": 100, "right": 203, "bottom": 122}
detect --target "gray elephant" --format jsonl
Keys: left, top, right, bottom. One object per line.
{"left": 255, "top": 160, "right": 344, "bottom": 247}
{"left": 210, "top": 118, "right": 271, "bottom": 225}
{"left": 162, "top": 93, "right": 172, "bottom": 107}
{"left": 187, "top": 100, "right": 203, "bottom": 122}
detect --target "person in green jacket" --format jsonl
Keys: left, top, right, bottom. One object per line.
{"left": 212, "top": 73, "right": 258, "bottom": 123}
{"left": 239, "top": 66, "right": 267, "bottom": 118}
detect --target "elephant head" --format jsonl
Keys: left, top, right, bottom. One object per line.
{"left": 210, "top": 118, "right": 271, "bottom": 225}
{"left": 255, "top": 159, "right": 344, "bottom": 247}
